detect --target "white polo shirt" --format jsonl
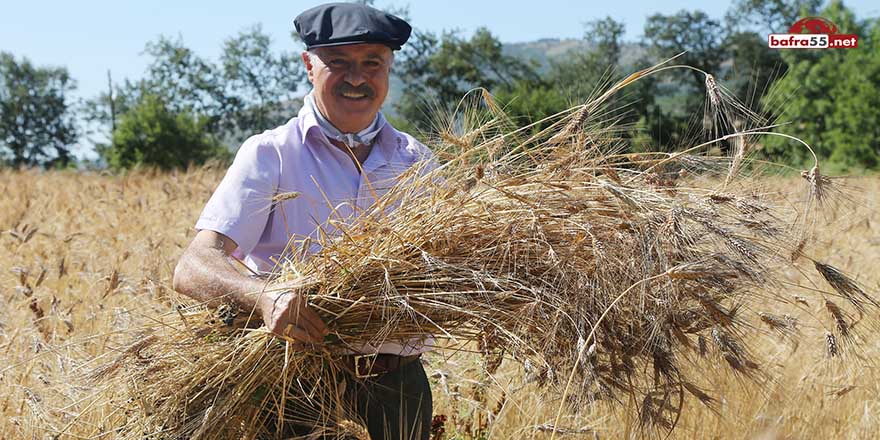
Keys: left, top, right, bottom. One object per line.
{"left": 196, "top": 104, "right": 434, "bottom": 355}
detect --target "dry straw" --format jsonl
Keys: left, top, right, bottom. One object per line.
{"left": 77, "top": 57, "right": 878, "bottom": 438}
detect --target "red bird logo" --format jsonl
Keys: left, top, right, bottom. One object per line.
{"left": 788, "top": 17, "right": 838, "bottom": 34}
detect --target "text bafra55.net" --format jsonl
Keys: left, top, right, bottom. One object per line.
{"left": 768, "top": 33, "right": 859, "bottom": 49}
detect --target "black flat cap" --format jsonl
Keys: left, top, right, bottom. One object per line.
{"left": 294, "top": 3, "right": 412, "bottom": 50}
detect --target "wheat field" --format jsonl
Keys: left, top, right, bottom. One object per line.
{"left": 0, "top": 167, "right": 877, "bottom": 439}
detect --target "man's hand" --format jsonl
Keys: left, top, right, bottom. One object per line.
{"left": 259, "top": 280, "right": 329, "bottom": 344}
{"left": 174, "top": 230, "right": 329, "bottom": 344}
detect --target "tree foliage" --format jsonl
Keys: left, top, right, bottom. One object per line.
{"left": 762, "top": 3, "right": 879, "bottom": 169}
{"left": 394, "top": 28, "right": 541, "bottom": 131}
{"left": 86, "top": 27, "right": 302, "bottom": 168}
{"left": 0, "top": 52, "right": 78, "bottom": 167}
{"left": 644, "top": 10, "right": 727, "bottom": 93}
{"left": 220, "top": 25, "right": 304, "bottom": 139}
{"left": 104, "top": 94, "right": 227, "bottom": 170}
{"left": 142, "top": 36, "right": 227, "bottom": 118}
{"left": 726, "top": 0, "right": 823, "bottom": 32}
{"left": 6, "top": 0, "right": 879, "bottom": 171}
{"left": 641, "top": 5, "right": 790, "bottom": 149}
{"left": 497, "top": 17, "right": 658, "bottom": 134}
{"left": 722, "top": 31, "right": 787, "bottom": 111}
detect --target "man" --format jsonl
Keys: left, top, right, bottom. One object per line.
{"left": 172, "top": 3, "right": 433, "bottom": 439}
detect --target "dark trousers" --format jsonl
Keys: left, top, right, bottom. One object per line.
{"left": 270, "top": 359, "right": 432, "bottom": 440}
{"left": 353, "top": 359, "right": 433, "bottom": 440}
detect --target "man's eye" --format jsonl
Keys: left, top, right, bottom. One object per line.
{"left": 329, "top": 59, "right": 347, "bottom": 67}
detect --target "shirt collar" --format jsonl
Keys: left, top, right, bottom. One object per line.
{"left": 300, "top": 92, "right": 386, "bottom": 147}
{"left": 297, "top": 98, "right": 401, "bottom": 170}
{"left": 298, "top": 103, "right": 320, "bottom": 144}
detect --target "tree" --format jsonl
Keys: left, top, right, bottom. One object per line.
{"left": 584, "top": 17, "right": 626, "bottom": 68}
{"left": 720, "top": 0, "right": 816, "bottom": 115}
{"left": 142, "top": 36, "right": 227, "bottom": 118}
{"left": 644, "top": 10, "right": 727, "bottom": 92}
{"left": 495, "top": 17, "right": 646, "bottom": 132}
{"left": 722, "top": 31, "right": 786, "bottom": 112}
{"left": 0, "top": 52, "right": 78, "bottom": 167}
{"left": 762, "top": 2, "right": 879, "bottom": 170}
{"left": 641, "top": 10, "right": 737, "bottom": 149}
{"left": 395, "top": 28, "right": 541, "bottom": 131}
{"left": 726, "top": 0, "right": 823, "bottom": 33}
{"left": 86, "top": 29, "right": 305, "bottom": 154}
{"left": 220, "top": 25, "right": 304, "bottom": 138}
{"left": 103, "top": 93, "right": 228, "bottom": 170}
{"left": 83, "top": 36, "right": 226, "bottom": 150}
{"left": 81, "top": 76, "right": 144, "bottom": 148}
{"left": 543, "top": 17, "right": 626, "bottom": 101}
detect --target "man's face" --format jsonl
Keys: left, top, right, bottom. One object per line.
{"left": 303, "top": 44, "right": 393, "bottom": 133}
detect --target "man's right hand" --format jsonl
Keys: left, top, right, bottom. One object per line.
{"left": 174, "top": 230, "right": 329, "bottom": 344}
{"left": 259, "top": 281, "right": 329, "bottom": 344}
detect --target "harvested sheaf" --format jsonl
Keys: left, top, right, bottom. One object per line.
{"left": 81, "top": 58, "right": 879, "bottom": 438}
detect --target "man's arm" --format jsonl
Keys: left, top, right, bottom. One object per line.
{"left": 172, "top": 230, "right": 328, "bottom": 343}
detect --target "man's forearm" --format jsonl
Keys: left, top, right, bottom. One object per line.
{"left": 173, "top": 231, "right": 326, "bottom": 340}
{"left": 173, "top": 245, "right": 268, "bottom": 314}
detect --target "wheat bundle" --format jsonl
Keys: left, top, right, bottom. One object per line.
{"left": 86, "top": 60, "right": 878, "bottom": 438}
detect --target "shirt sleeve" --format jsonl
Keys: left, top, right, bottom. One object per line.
{"left": 195, "top": 135, "right": 281, "bottom": 256}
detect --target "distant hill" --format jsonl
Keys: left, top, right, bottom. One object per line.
{"left": 504, "top": 38, "right": 648, "bottom": 71}
{"left": 503, "top": 38, "right": 594, "bottom": 71}
{"left": 383, "top": 38, "right": 647, "bottom": 116}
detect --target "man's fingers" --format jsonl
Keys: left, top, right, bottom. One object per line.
{"left": 297, "top": 304, "right": 329, "bottom": 336}
{"left": 276, "top": 326, "right": 311, "bottom": 350}
{"left": 295, "top": 310, "right": 327, "bottom": 342}
{"left": 288, "top": 294, "right": 329, "bottom": 339}
{"left": 284, "top": 323, "right": 322, "bottom": 344}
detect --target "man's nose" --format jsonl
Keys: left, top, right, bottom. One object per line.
{"left": 344, "top": 65, "right": 367, "bottom": 87}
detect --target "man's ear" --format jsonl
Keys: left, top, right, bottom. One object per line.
{"left": 301, "top": 51, "right": 314, "bottom": 82}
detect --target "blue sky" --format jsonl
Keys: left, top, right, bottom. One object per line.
{"left": 2, "top": 0, "right": 878, "bottom": 102}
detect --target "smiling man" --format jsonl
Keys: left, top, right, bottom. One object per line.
{"left": 172, "top": 3, "right": 433, "bottom": 439}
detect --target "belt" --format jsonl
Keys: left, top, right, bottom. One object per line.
{"left": 341, "top": 353, "right": 421, "bottom": 379}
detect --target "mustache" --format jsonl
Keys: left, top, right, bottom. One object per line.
{"left": 336, "top": 83, "right": 374, "bottom": 98}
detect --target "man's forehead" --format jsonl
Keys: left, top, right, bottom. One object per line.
{"left": 315, "top": 44, "right": 391, "bottom": 59}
